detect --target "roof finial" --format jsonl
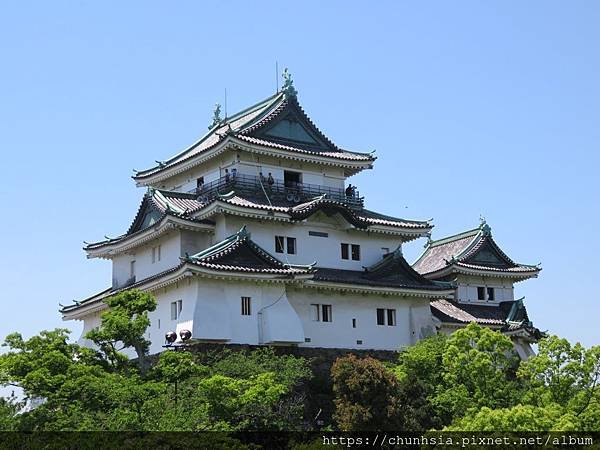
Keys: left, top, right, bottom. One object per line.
{"left": 479, "top": 215, "right": 492, "bottom": 236}
{"left": 208, "top": 103, "right": 222, "bottom": 130}
{"left": 281, "top": 68, "right": 297, "bottom": 98}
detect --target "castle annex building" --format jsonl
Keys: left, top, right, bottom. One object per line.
{"left": 62, "top": 73, "right": 542, "bottom": 358}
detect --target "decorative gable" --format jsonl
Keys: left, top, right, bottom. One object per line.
{"left": 464, "top": 239, "right": 515, "bottom": 269}
{"left": 127, "top": 197, "right": 163, "bottom": 235}
{"left": 263, "top": 114, "right": 321, "bottom": 146}
{"left": 250, "top": 99, "right": 338, "bottom": 152}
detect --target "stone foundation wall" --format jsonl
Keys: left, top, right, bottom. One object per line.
{"left": 174, "top": 343, "right": 400, "bottom": 427}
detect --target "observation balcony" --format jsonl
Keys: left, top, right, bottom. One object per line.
{"left": 187, "top": 174, "right": 364, "bottom": 209}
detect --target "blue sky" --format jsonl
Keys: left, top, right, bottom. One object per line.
{"left": 0, "top": 1, "right": 598, "bottom": 348}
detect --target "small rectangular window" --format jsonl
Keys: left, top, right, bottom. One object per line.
{"left": 151, "top": 247, "right": 156, "bottom": 263}
{"left": 311, "top": 304, "right": 320, "bottom": 321}
{"left": 309, "top": 231, "right": 329, "bottom": 238}
{"left": 158, "top": 319, "right": 161, "bottom": 329}
{"left": 477, "top": 286, "right": 486, "bottom": 300}
{"left": 286, "top": 237, "right": 296, "bottom": 255}
{"left": 177, "top": 300, "right": 182, "bottom": 316}
{"left": 376, "top": 308, "right": 385, "bottom": 326}
{"left": 157, "top": 244, "right": 161, "bottom": 261}
{"left": 304, "top": 337, "right": 311, "bottom": 343}
{"left": 356, "top": 340, "right": 363, "bottom": 345}
{"left": 322, "top": 305, "right": 332, "bottom": 322}
{"left": 351, "top": 244, "right": 361, "bottom": 261}
{"left": 275, "top": 236, "right": 285, "bottom": 253}
{"left": 387, "top": 309, "right": 396, "bottom": 326}
{"left": 241, "top": 296, "right": 251, "bottom": 315}
{"left": 341, "top": 243, "right": 349, "bottom": 260}
{"left": 487, "top": 287, "right": 495, "bottom": 301}
{"left": 352, "top": 318, "right": 357, "bottom": 328}
{"left": 170, "top": 301, "right": 178, "bottom": 320}
{"left": 130, "top": 260, "right": 136, "bottom": 278}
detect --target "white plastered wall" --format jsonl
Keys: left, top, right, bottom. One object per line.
{"left": 219, "top": 214, "right": 404, "bottom": 270}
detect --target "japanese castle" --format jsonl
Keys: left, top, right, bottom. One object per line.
{"left": 62, "top": 71, "right": 542, "bottom": 358}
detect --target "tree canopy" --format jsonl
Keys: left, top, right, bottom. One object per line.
{"left": 0, "top": 290, "right": 598, "bottom": 435}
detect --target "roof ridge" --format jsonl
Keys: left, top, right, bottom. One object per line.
{"left": 428, "top": 226, "right": 481, "bottom": 247}
{"left": 224, "top": 91, "right": 283, "bottom": 123}
{"left": 134, "top": 92, "right": 284, "bottom": 177}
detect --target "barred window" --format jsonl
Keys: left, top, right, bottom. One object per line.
{"left": 241, "top": 296, "right": 251, "bottom": 315}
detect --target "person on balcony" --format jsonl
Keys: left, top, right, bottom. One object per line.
{"left": 224, "top": 168, "right": 230, "bottom": 183}
{"left": 267, "top": 173, "right": 275, "bottom": 187}
{"left": 231, "top": 168, "right": 237, "bottom": 180}
{"left": 345, "top": 184, "right": 354, "bottom": 198}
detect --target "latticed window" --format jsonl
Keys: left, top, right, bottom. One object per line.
{"left": 311, "top": 304, "right": 332, "bottom": 322}
{"left": 241, "top": 297, "right": 251, "bottom": 315}
{"left": 377, "top": 308, "right": 396, "bottom": 326}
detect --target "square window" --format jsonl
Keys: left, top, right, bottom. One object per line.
{"left": 487, "top": 287, "right": 495, "bottom": 301}
{"left": 241, "top": 296, "right": 251, "bottom": 315}
{"left": 275, "top": 236, "right": 285, "bottom": 253}
{"left": 376, "top": 308, "right": 385, "bottom": 326}
{"left": 304, "top": 337, "right": 311, "bottom": 343}
{"left": 286, "top": 237, "right": 296, "bottom": 255}
{"left": 477, "top": 286, "right": 486, "bottom": 300}
{"left": 322, "top": 305, "right": 332, "bottom": 322}
{"left": 284, "top": 170, "right": 302, "bottom": 187}
{"left": 356, "top": 340, "right": 363, "bottom": 345}
{"left": 341, "top": 243, "right": 349, "bottom": 260}
{"left": 387, "top": 309, "right": 396, "bottom": 326}
{"left": 351, "top": 244, "right": 361, "bottom": 261}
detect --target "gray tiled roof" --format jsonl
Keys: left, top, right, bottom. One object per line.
{"left": 134, "top": 93, "right": 375, "bottom": 181}
{"left": 413, "top": 222, "right": 540, "bottom": 278}
{"left": 313, "top": 248, "right": 453, "bottom": 291}
{"left": 185, "top": 226, "right": 313, "bottom": 275}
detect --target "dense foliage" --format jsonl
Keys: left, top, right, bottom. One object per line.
{"left": 0, "top": 290, "right": 311, "bottom": 432}
{"left": 0, "top": 289, "right": 598, "bottom": 433}
{"left": 392, "top": 323, "right": 600, "bottom": 431}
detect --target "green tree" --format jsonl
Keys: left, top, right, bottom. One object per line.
{"left": 331, "top": 354, "right": 404, "bottom": 431}
{"left": 85, "top": 289, "right": 157, "bottom": 373}
{"left": 395, "top": 323, "right": 523, "bottom": 427}
{"left": 516, "top": 335, "right": 600, "bottom": 431}
{"left": 0, "top": 395, "right": 20, "bottom": 431}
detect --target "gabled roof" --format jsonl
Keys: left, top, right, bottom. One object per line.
{"left": 430, "top": 298, "right": 544, "bottom": 340}
{"left": 312, "top": 247, "right": 454, "bottom": 293}
{"left": 84, "top": 189, "right": 214, "bottom": 255}
{"left": 413, "top": 220, "right": 540, "bottom": 280}
{"left": 184, "top": 226, "right": 314, "bottom": 275}
{"left": 133, "top": 91, "right": 375, "bottom": 183}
